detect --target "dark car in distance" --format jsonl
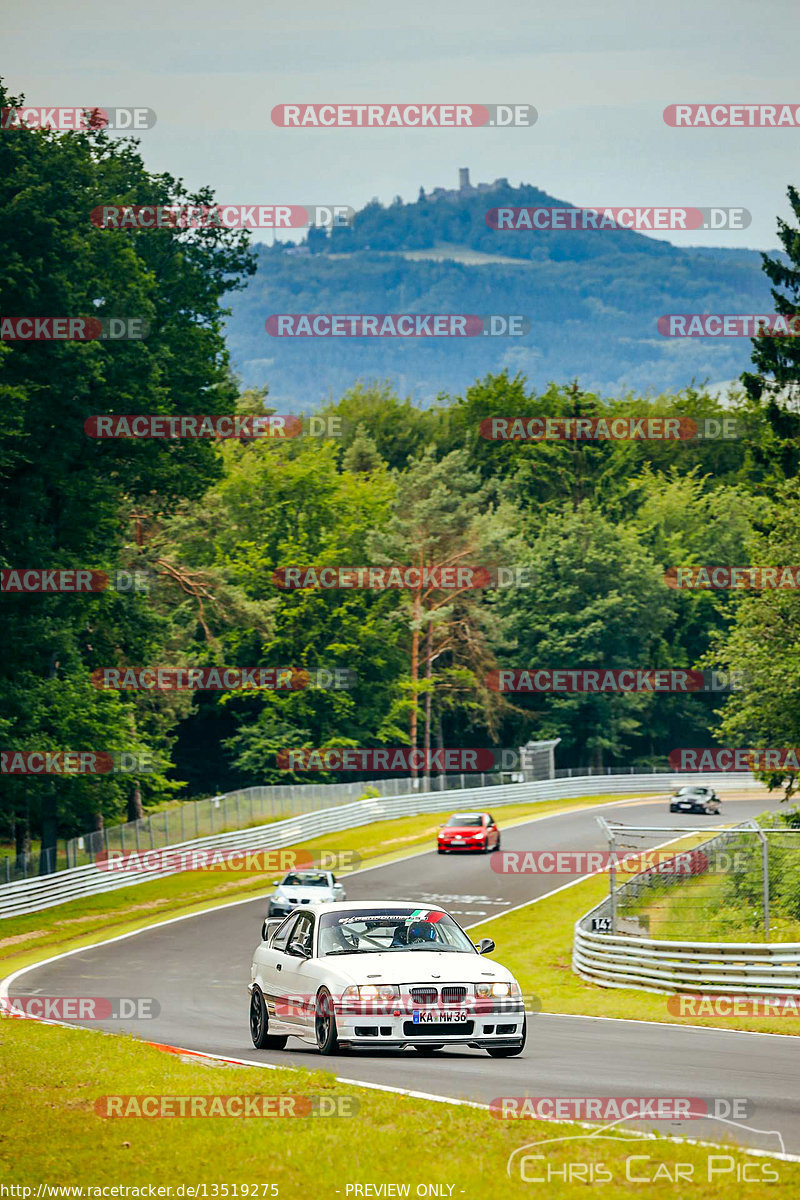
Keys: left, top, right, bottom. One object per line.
{"left": 669, "top": 786, "right": 721, "bottom": 815}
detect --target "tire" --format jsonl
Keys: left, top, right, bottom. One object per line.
{"left": 315, "top": 988, "right": 340, "bottom": 1056}
{"left": 437, "top": 847, "right": 445, "bottom": 854}
{"left": 486, "top": 1016, "right": 527, "bottom": 1058}
{"left": 414, "top": 1045, "right": 444, "bottom": 1054}
{"left": 495, "top": 835, "right": 501, "bottom": 851}
{"left": 250, "top": 986, "right": 288, "bottom": 1050}
{"left": 669, "top": 805, "right": 677, "bottom": 813}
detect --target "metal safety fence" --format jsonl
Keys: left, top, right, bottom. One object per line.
{"left": 3, "top": 772, "right": 504, "bottom": 883}
{"left": 574, "top": 820, "right": 800, "bottom": 994}
{"left": 0, "top": 772, "right": 762, "bottom": 919}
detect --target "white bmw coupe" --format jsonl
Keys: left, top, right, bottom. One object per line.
{"left": 249, "top": 901, "right": 527, "bottom": 1057}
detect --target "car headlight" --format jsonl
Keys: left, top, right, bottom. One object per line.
{"left": 475, "top": 982, "right": 512, "bottom": 998}
{"left": 342, "top": 984, "right": 400, "bottom": 1001}
{"left": 270, "top": 892, "right": 282, "bottom": 902}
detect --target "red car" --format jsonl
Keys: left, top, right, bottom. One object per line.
{"left": 437, "top": 811, "right": 501, "bottom": 854}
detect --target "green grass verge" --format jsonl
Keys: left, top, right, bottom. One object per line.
{"left": 0, "top": 793, "right": 648, "bottom": 981}
{"left": 470, "top": 873, "right": 800, "bottom": 1036}
{"left": 1, "top": 1018, "right": 795, "bottom": 1195}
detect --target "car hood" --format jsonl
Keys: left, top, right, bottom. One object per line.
{"left": 275, "top": 887, "right": 333, "bottom": 903}
{"left": 315, "top": 951, "right": 516, "bottom": 987}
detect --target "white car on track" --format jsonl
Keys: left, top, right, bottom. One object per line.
{"left": 249, "top": 901, "right": 527, "bottom": 1057}
{"left": 265, "top": 869, "right": 346, "bottom": 921}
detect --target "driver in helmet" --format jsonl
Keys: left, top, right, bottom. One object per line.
{"left": 406, "top": 919, "right": 437, "bottom": 945}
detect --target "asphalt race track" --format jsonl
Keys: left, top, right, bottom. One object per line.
{"left": 8, "top": 793, "right": 800, "bottom": 1156}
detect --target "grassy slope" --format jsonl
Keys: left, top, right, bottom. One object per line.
{"left": 2, "top": 1019, "right": 796, "bottom": 1195}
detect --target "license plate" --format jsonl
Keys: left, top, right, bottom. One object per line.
{"left": 412, "top": 1010, "right": 468, "bottom": 1024}
{"left": 452, "top": 837, "right": 464, "bottom": 843}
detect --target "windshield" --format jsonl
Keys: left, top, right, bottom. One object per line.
{"left": 281, "top": 872, "right": 330, "bottom": 887}
{"left": 677, "top": 788, "right": 704, "bottom": 797}
{"left": 444, "top": 815, "right": 484, "bottom": 828}
{"left": 317, "top": 907, "right": 476, "bottom": 956}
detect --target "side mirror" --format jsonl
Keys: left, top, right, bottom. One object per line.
{"left": 261, "top": 921, "right": 268, "bottom": 941}
{"left": 271, "top": 879, "right": 279, "bottom": 886}
{"left": 477, "top": 938, "right": 495, "bottom": 955}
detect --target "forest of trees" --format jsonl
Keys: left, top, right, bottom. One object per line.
{"left": 2, "top": 76, "right": 800, "bottom": 870}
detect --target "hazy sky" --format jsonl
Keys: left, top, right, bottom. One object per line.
{"left": 4, "top": 0, "right": 798, "bottom": 248}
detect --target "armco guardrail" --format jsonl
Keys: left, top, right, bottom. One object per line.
{"left": 573, "top": 823, "right": 800, "bottom": 996}
{"left": 1, "top": 772, "right": 762, "bottom": 919}
{"left": 61, "top": 772, "right": 505, "bottom": 871}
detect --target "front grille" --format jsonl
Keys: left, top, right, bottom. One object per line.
{"left": 404, "top": 1020, "right": 474, "bottom": 1036}
{"left": 411, "top": 986, "right": 438, "bottom": 1005}
{"left": 441, "top": 986, "right": 467, "bottom": 1006}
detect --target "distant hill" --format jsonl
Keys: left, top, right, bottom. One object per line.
{"left": 224, "top": 175, "right": 774, "bottom": 404}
